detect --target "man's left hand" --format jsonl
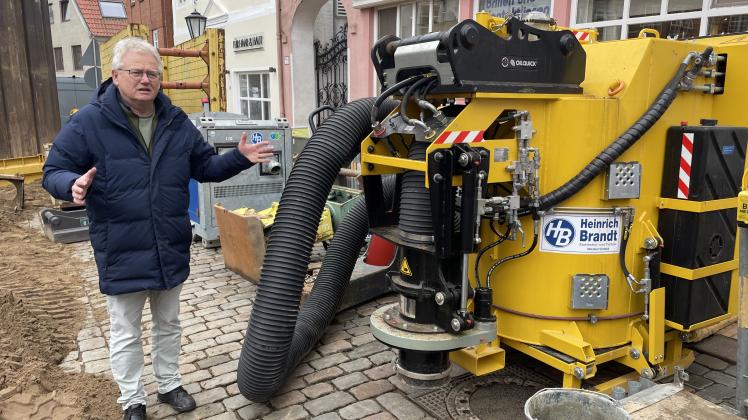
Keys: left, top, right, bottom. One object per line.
{"left": 238, "top": 132, "right": 274, "bottom": 163}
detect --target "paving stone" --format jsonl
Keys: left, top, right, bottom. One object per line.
{"left": 180, "top": 351, "right": 206, "bottom": 365}
{"left": 305, "top": 366, "right": 344, "bottom": 385}
{"left": 221, "top": 322, "right": 247, "bottom": 334}
{"left": 183, "top": 339, "right": 217, "bottom": 353}
{"left": 311, "top": 353, "right": 349, "bottom": 370}
{"left": 356, "top": 306, "right": 377, "bottom": 317}
{"left": 312, "top": 414, "right": 342, "bottom": 420}
{"left": 364, "top": 364, "right": 395, "bottom": 381}
{"left": 349, "top": 341, "right": 389, "bottom": 359}
{"left": 181, "top": 369, "right": 212, "bottom": 385}
{"left": 725, "top": 364, "right": 737, "bottom": 377}
{"left": 362, "top": 413, "right": 396, "bottom": 420}
{"left": 685, "top": 374, "right": 716, "bottom": 391}
{"left": 175, "top": 402, "right": 225, "bottom": 419}
{"left": 236, "top": 402, "right": 272, "bottom": 420}
{"left": 321, "top": 330, "right": 353, "bottom": 344}
{"left": 696, "top": 383, "right": 735, "bottom": 403}
{"left": 206, "top": 342, "right": 242, "bottom": 357}
{"left": 292, "top": 363, "right": 315, "bottom": 377}
{"left": 304, "top": 391, "right": 356, "bottom": 416}
{"left": 303, "top": 351, "right": 322, "bottom": 363}
{"left": 350, "top": 380, "right": 395, "bottom": 401}
{"left": 333, "top": 372, "right": 368, "bottom": 390}
{"left": 340, "top": 358, "right": 373, "bottom": 373}
{"left": 318, "top": 340, "right": 354, "bottom": 356}
{"left": 216, "top": 332, "right": 244, "bottom": 345}
{"left": 210, "top": 359, "right": 239, "bottom": 376}
{"left": 205, "top": 412, "right": 238, "bottom": 420}
{"left": 193, "top": 387, "right": 229, "bottom": 406}
{"left": 686, "top": 363, "right": 710, "bottom": 377}
{"left": 182, "top": 323, "right": 208, "bottom": 337}
{"left": 194, "top": 306, "right": 221, "bottom": 317}
{"left": 206, "top": 318, "right": 234, "bottom": 330}
{"left": 226, "top": 383, "right": 240, "bottom": 396}
{"left": 201, "top": 372, "right": 236, "bottom": 389}
{"left": 351, "top": 333, "right": 375, "bottom": 347}
{"left": 183, "top": 382, "right": 202, "bottom": 395}
{"left": 376, "top": 392, "right": 427, "bottom": 419}
{"left": 148, "top": 402, "right": 176, "bottom": 418}
{"left": 263, "top": 404, "right": 309, "bottom": 420}
{"left": 271, "top": 390, "right": 306, "bottom": 409}
{"left": 369, "top": 351, "right": 395, "bottom": 366}
{"left": 180, "top": 363, "right": 197, "bottom": 374}
{"left": 188, "top": 329, "right": 222, "bottom": 343}
{"left": 78, "top": 337, "right": 106, "bottom": 352}
{"left": 302, "top": 382, "right": 335, "bottom": 399}
{"left": 696, "top": 354, "right": 729, "bottom": 371}
{"left": 197, "top": 355, "right": 231, "bottom": 370}
{"left": 81, "top": 348, "right": 109, "bottom": 363}
{"left": 204, "top": 309, "right": 238, "bottom": 322}
{"left": 83, "top": 358, "right": 111, "bottom": 374}
{"left": 347, "top": 326, "right": 370, "bottom": 336}
{"left": 705, "top": 370, "right": 736, "bottom": 387}
{"left": 340, "top": 400, "right": 382, "bottom": 420}
{"left": 279, "top": 377, "right": 307, "bottom": 394}
{"left": 77, "top": 326, "right": 102, "bottom": 341}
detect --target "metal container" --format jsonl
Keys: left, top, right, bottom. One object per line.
{"left": 524, "top": 388, "right": 630, "bottom": 420}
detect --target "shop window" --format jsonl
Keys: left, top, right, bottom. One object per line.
{"left": 597, "top": 25, "right": 622, "bottom": 40}
{"left": 239, "top": 73, "right": 271, "bottom": 120}
{"left": 72, "top": 45, "right": 83, "bottom": 70}
{"left": 668, "top": 0, "right": 702, "bottom": 13}
{"left": 629, "top": 0, "right": 661, "bottom": 18}
{"left": 627, "top": 18, "right": 700, "bottom": 39}
{"left": 576, "top": 0, "right": 624, "bottom": 24}
{"left": 378, "top": 7, "right": 396, "bottom": 38}
{"left": 709, "top": 13, "right": 748, "bottom": 34}
{"left": 711, "top": 0, "right": 748, "bottom": 7}
{"left": 377, "top": 1, "right": 459, "bottom": 38}
{"left": 54, "top": 47, "right": 64, "bottom": 71}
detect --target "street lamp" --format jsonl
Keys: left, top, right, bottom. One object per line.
{"left": 185, "top": 8, "right": 207, "bottom": 40}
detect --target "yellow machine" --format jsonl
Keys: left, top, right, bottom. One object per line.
{"left": 363, "top": 12, "right": 748, "bottom": 394}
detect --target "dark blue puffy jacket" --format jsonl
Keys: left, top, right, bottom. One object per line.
{"left": 43, "top": 79, "right": 253, "bottom": 295}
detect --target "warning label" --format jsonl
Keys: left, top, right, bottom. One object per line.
{"left": 539, "top": 212, "right": 622, "bottom": 254}
{"left": 400, "top": 257, "right": 412, "bottom": 276}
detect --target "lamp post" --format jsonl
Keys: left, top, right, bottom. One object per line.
{"left": 185, "top": 5, "right": 207, "bottom": 40}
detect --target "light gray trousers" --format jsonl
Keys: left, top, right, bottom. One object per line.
{"left": 106, "top": 284, "right": 183, "bottom": 409}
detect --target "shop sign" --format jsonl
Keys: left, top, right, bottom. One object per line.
{"left": 233, "top": 33, "right": 264, "bottom": 52}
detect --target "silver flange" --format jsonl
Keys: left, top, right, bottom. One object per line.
{"left": 371, "top": 303, "right": 496, "bottom": 351}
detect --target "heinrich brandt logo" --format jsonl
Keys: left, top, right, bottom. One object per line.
{"left": 544, "top": 218, "right": 575, "bottom": 247}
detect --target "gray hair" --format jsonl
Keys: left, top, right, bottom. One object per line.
{"left": 111, "top": 37, "right": 163, "bottom": 73}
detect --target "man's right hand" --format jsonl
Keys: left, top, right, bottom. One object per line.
{"left": 72, "top": 167, "right": 97, "bottom": 205}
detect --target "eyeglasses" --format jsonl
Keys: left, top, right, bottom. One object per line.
{"left": 117, "top": 68, "right": 161, "bottom": 81}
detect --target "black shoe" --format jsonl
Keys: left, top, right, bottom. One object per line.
{"left": 157, "top": 386, "right": 197, "bottom": 413}
{"left": 123, "top": 404, "right": 146, "bottom": 420}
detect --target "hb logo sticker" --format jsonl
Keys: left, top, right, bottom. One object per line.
{"left": 544, "top": 218, "right": 575, "bottom": 247}
{"left": 251, "top": 132, "right": 263, "bottom": 144}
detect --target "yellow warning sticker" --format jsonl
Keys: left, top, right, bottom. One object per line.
{"left": 400, "top": 257, "right": 413, "bottom": 276}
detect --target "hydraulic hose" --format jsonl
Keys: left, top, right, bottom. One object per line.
{"left": 521, "top": 48, "right": 711, "bottom": 214}
{"left": 371, "top": 75, "right": 424, "bottom": 130}
{"left": 237, "top": 98, "right": 398, "bottom": 402}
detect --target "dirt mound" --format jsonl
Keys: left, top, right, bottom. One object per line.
{"left": 0, "top": 181, "right": 120, "bottom": 419}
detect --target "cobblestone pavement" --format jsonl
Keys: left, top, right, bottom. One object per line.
{"left": 60, "top": 242, "right": 741, "bottom": 419}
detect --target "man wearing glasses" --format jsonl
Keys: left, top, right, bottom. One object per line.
{"left": 43, "top": 37, "right": 274, "bottom": 420}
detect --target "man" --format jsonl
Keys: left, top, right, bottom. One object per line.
{"left": 43, "top": 38, "right": 273, "bottom": 420}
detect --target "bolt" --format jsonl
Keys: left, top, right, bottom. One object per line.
{"left": 451, "top": 318, "right": 462, "bottom": 332}
{"left": 402, "top": 323, "right": 408, "bottom": 329}
{"left": 641, "top": 368, "right": 654, "bottom": 379}
{"left": 367, "top": 145, "right": 375, "bottom": 153}
{"left": 643, "top": 237, "right": 658, "bottom": 250}
{"left": 434, "top": 152, "right": 443, "bottom": 162}
{"left": 432, "top": 325, "right": 439, "bottom": 331}
{"left": 458, "top": 153, "right": 470, "bottom": 167}
{"left": 367, "top": 163, "right": 375, "bottom": 170}
{"left": 630, "top": 348, "right": 640, "bottom": 360}
{"left": 384, "top": 313, "right": 391, "bottom": 320}
{"left": 479, "top": 149, "right": 489, "bottom": 158}
{"left": 433, "top": 173, "right": 444, "bottom": 183}
{"left": 435, "top": 292, "right": 446, "bottom": 306}
{"left": 573, "top": 367, "right": 585, "bottom": 379}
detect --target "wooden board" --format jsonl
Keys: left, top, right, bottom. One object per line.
{"left": 0, "top": 0, "right": 60, "bottom": 160}
{"left": 214, "top": 204, "right": 266, "bottom": 283}
{"left": 624, "top": 387, "right": 741, "bottom": 420}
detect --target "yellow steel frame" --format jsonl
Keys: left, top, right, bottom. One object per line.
{"left": 0, "top": 155, "right": 45, "bottom": 183}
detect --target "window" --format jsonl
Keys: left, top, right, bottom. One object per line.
{"left": 72, "top": 45, "right": 83, "bottom": 70}
{"left": 60, "top": 0, "right": 70, "bottom": 22}
{"left": 152, "top": 29, "right": 159, "bottom": 48}
{"left": 377, "top": 0, "right": 459, "bottom": 38}
{"left": 54, "top": 47, "right": 64, "bottom": 71}
{"left": 100, "top": 1, "right": 127, "bottom": 19}
{"left": 238, "top": 73, "right": 271, "bottom": 120}
{"left": 573, "top": 0, "right": 748, "bottom": 38}
{"left": 49, "top": 3, "right": 54, "bottom": 24}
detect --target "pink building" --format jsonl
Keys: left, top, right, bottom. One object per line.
{"left": 278, "top": 0, "right": 748, "bottom": 127}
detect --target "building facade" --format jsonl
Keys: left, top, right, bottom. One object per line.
{"left": 50, "top": 0, "right": 96, "bottom": 77}
{"left": 173, "top": 0, "right": 282, "bottom": 121}
{"left": 127, "top": 0, "right": 174, "bottom": 47}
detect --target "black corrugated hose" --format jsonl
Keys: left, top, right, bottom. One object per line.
{"left": 521, "top": 47, "right": 712, "bottom": 214}
{"left": 237, "top": 98, "right": 398, "bottom": 402}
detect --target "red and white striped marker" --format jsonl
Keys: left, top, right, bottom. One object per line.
{"left": 434, "top": 130, "right": 484, "bottom": 144}
{"left": 573, "top": 30, "right": 590, "bottom": 42}
{"left": 678, "top": 132, "right": 694, "bottom": 199}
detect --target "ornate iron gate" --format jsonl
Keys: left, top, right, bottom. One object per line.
{"left": 314, "top": 24, "right": 348, "bottom": 118}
